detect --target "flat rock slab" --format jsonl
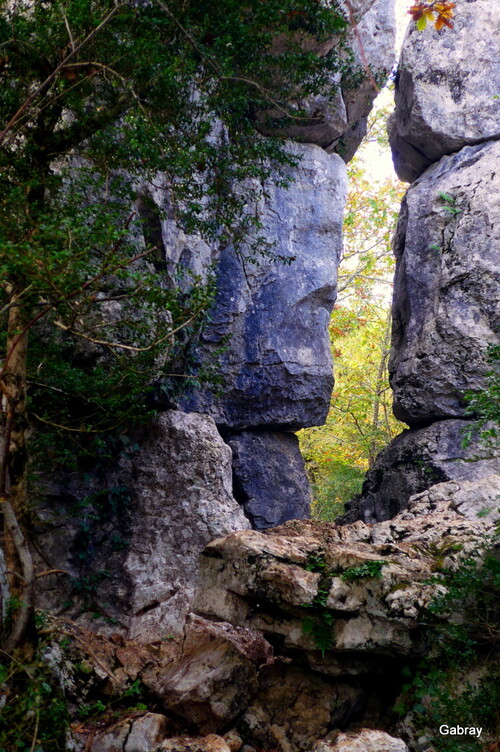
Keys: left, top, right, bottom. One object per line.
{"left": 314, "top": 729, "right": 408, "bottom": 752}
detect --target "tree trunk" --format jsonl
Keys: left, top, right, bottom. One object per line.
{"left": 1, "top": 297, "right": 34, "bottom": 654}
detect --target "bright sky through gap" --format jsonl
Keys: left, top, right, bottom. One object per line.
{"left": 360, "top": 0, "right": 412, "bottom": 184}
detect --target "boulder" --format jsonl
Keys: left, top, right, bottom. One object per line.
{"left": 389, "top": 141, "right": 500, "bottom": 426}
{"left": 90, "top": 714, "right": 169, "bottom": 752}
{"left": 389, "top": 0, "right": 500, "bottom": 182}
{"left": 34, "top": 411, "right": 250, "bottom": 638}
{"left": 229, "top": 430, "right": 312, "bottom": 529}
{"left": 158, "top": 736, "right": 231, "bottom": 752}
{"left": 144, "top": 616, "right": 273, "bottom": 733}
{"left": 184, "top": 143, "right": 347, "bottom": 432}
{"left": 340, "top": 420, "right": 500, "bottom": 523}
{"left": 193, "top": 478, "right": 497, "bottom": 670}
{"left": 314, "top": 729, "right": 408, "bottom": 752}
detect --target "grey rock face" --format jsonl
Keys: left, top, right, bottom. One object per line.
{"left": 91, "top": 714, "right": 169, "bottom": 752}
{"left": 390, "top": 141, "right": 500, "bottom": 426}
{"left": 229, "top": 431, "right": 312, "bottom": 529}
{"left": 340, "top": 420, "right": 500, "bottom": 524}
{"left": 122, "top": 412, "right": 250, "bottom": 639}
{"left": 184, "top": 143, "right": 347, "bottom": 431}
{"left": 34, "top": 411, "right": 249, "bottom": 638}
{"left": 389, "top": 0, "right": 500, "bottom": 182}
{"left": 258, "top": 0, "right": 396, "bottom": 161}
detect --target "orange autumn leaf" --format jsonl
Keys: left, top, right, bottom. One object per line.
{"left": 408, "top": 0, "right": 456, "bottom": 30}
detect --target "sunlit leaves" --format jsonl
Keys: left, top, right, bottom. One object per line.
{"left": 408, "top": 1, "right": 456, "bottom": 31}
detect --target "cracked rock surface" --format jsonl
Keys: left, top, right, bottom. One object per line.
{"left": 193, "top": 478, "right": 499, "bottom": 668}
{"left": 389, "top": 0, "right": 500, "bottom": 182}
{"left": 390, "top": 141, "right": 500, "bottom": 426}
{"left": 340, "top": 421, "right": 500, "bottom": 523}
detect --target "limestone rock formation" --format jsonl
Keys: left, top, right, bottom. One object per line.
{"left": 228, "top": 430, "right": 312, "bottom": 528}
{"left": 389, "top": 0, "right": 500, "bottom": 183}
{"left": 314, "top": 729, "right": 409, "bottom": 752}
{"left": 183, "top": 144, "right": 348, "bottom": 527}
{"left": 348, "top": 4, "right": 500, "bottom": 524}
{"left": 146, "top": 616, "right": 273, "bottom": 733}
{"left": 34, "top": 411, "right": 249, "bottom": 637}
{"left": 193, "top": 478, "right": 496, "bottom": 669}
{"left": 184, "top": 143, "right": 347, "bottom": 433}
{"left": 90, "top": 714, "right": 169, "bottom": 752}
{"left": 48, "top": 476, "right": 495, "bottom": 752}
{"left": 390, "top": 141, "right": 500, "bottom": 425}
{"left": 341, "top": 422, "right": 500, "bottom": 523}
{"left": 256, "top": 0, "right": 395, "bottom": 161}
{"left": 158, "top": 736, "right": 231, "bottom": 752}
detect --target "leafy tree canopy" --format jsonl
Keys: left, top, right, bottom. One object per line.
{"left": 0, "top": 0, "right": 354, "bottom": 653}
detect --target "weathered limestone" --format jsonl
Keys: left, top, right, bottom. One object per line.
{"left": 390, "top": 142, "right": 500, "bottom": 425}
{"left": 347, "top": 9, "right": 500, "bottom": 525}
{"left": 90, "top": 714, "right": 169, "bottom": 752}
{"left": 182, "top": 144, "right": 348, "bottom": 526}
{"left": 146, "top": 616, "right": 272, "bottom": 733}
{"left": 340, "top": 422, "right": 500, "bottom": 523}
{"left": 228, "top": 431, "right": 312, "bottom": 528}
{"left": 184, "top": 143, "right": 347, "bottom": 432}
{"left": 34, "top": 411, "right": 249, "bottom": 638}
{"left": 256, "top": 0, "right": 395, "bottom": 161}
{"left": 241, "top": 664, "right": 363, "bottom": 752}
{"left": 389, "top": 0, "right": 500, "bottom": 183}
{"left": 314, "top": 729, "right": 409, "bottom": 752}
{"left": 193, "top": 478, "right": 497, "bottom": 669}
{"left": 122, "top": 414, "right": 249, "bottom": 639}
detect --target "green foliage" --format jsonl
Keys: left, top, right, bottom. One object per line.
{"left": 299, "top": 105, "right": 405, "bottom": 520}
{"left": 0, "top": 0, "right": 355, "bottom": 464}
{"left": 463, "top": 344, "right": 500, "bottom": 449}
{"left": 341, "top": 559, "right": 384, "bottom": 581}
{"left": 302, "top": 554, "right": 336, "bottom": 656}
{"left": 75, "top": 678, "right": 148, "bottom": 722}
{"left": 305, "top": 551, "right": 329, "bottom": 574}
{"left": 393, "top": 536, "right": 500, "bottom": 751}
{"left": 302, "top": 611, "right": 335, "bottom": 657}
{"left": 437, "top": 191, "right": 461, "bottom": 216}
{"left": 0, "top": 649, "right": 70, "bottom": 751}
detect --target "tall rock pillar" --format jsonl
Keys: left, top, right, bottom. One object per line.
{"left": 342, "top": 2, "right": 500, "bottom": 523}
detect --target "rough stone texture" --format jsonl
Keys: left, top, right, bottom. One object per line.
{"left": 122, "top": 414, "right": 249, "bottom": 639}
{"left": 389, "top": 142, "right": 500, "bottom": 426}
{"left": 340, "top": 420, "right": 500, "bottom": 523}
{"left": 258, "top": 0, "right": 396, "bottom": 161}
{"left": 48, "top": 616, "right": 270, "bottom": 746}
{"left": 159, "top": 736, "right": 231, "bottom": 752}
{"left": 184, "top": 143, "right": 347, "bottom": 432}
{"left": 337, "top": 0, "right": 396, "bottom": 161}
{"left": 389, "top": 0, "right": 500, "bottom": 183}
{"left": 145, "top": 615, "right": 273, "bottom": 733}
{"left": 193, "top": 478, "right": 497, "bottom": 671}
{"left": 229, "top": 430, "right": 312, "bottom": 529}
{"left": 90, "top": 714, "right": 169, "bottom": 752}
{"left": 34, "top": 411, "right": 249, "bottom": 638}
{"left": 314, "top": 729, "right": 408, "bottom": 752}
{"left": 241, "top": 664, "right": 363, "bottom": 752}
